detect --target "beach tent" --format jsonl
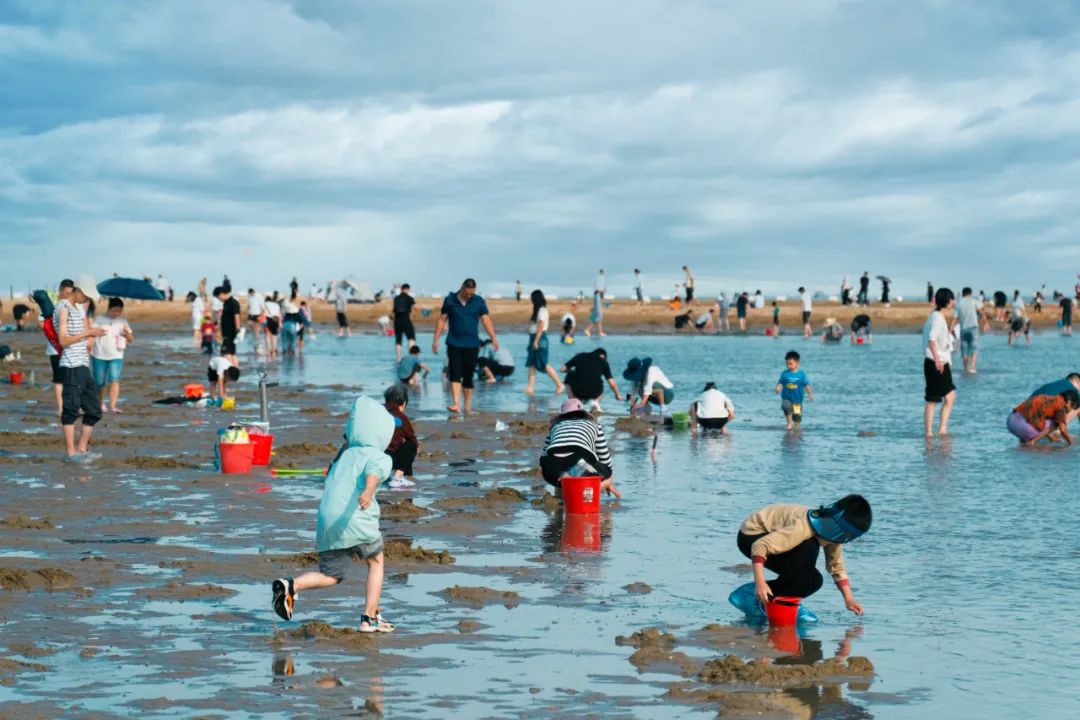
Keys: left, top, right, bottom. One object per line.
{"left": 97, "top": 277, "right": 166, "bottom": 300}
{"left": 339, "top": 275, "right": 374, "bottom": 303}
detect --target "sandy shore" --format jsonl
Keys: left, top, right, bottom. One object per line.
{"left": 4, "top": 294, "right": 1066, "bottom": 335}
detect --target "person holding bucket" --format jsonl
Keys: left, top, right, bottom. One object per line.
{"left": 732, "top": 495, "right": 872, "bottom": 619}
{"left": 539, "top": 399, "right": 621, "bottom": 499}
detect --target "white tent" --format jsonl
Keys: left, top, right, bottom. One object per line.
{"left": 339, "top": 276, "right": 374, "bottom": 302}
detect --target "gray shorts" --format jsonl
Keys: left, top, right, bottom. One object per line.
{"left": 318, "top": 538, "right": 385, "bottom": 581}
{"left": 781, "top": 398, "right": 804, "bottom": 418}
{"left": 960, "top": 328, "right": 980, "bottom": 356}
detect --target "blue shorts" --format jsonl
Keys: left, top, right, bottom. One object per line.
{"left": 960, "top": 328, "right": 979, "bottom": 356}
{"left": 91, "top": 357, "right": 124, "bottom": 386}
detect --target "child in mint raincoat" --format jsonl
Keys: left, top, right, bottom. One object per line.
{"left": 271, "top": 395, "right": 397, "bottom": 633}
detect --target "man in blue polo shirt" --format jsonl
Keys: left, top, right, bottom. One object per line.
{"left": 433, "top": 278, "right": 499, "bottom": 416}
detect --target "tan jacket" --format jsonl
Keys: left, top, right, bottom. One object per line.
{"left": 740, "top": 503, "right": 848, "bottom": 582}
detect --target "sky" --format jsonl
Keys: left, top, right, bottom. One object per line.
{"left": 3, "top": 0, "right": 1080, "bottom": 300}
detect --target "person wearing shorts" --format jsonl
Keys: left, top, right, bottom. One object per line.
{"left": 922, "top": 288, "right": 956, "bottom": 437}
{"left": 798, "top": 287, "right": 812, "bottom": 338}
{"left": 690, "top": 382, "right": 735, "bottom": 433}
{"left": 90, "top": 297, "right": 134, "bottom": 413}
{"left": 776, "top": 350, "right": 812, "bottom": 430}
{"left": 1060, "top": 296, "right": 1073, "bottom": 336}
{"left": 433, "top": 279, "right": 498, "bottom": 416}
{"left": 215, "top": 286, "right": 240, "bottom": 362}
{"left": 392, "top": 284, "right": 417, "bottom": 361}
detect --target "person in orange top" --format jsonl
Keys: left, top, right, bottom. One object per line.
{"left": 1006, "top": 390, "right": 1079, "bottom": 445}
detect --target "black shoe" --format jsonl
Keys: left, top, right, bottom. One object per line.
{"left": 272, "top": 578, "right": 296, "bottom": 621}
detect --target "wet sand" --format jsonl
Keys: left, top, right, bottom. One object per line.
{"left": 0, "top": 337, "right": 878, "bottom": 716}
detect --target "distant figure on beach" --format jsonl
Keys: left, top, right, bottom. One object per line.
{"left": 214, "top": 286, "right": 240, "bottom": 365}
{"left": 560, "top": 311, "right": 576, "bottom": 343}
{"left": 281, "top": 291, "right": 302, "bottom": 356}
{"left": 771, "top": 301, "right": 780, "bottom": 336}
{"left": 922, "top": 288, "right": 956, "bottom": 437}
{"left": 246, "top": 289, "right": 265, "bottom": 354}
{"left": 392, "top": 283, "right": 417, "bottom": 362}
{"left": 515, "top": 280, "right": 523, "bottom": 302}
{"left": 524, "top": 290, "right": 564, "bottom": 396}
{"left": 717, "top": 292, "right": 731, "bottom": 332}
{"left": 798, "top": 287, "right": 812, "bottom": 338}
{"left": 562, "top": 348, "right": 622, "bottom": 411}
{"left": 734, "top": 495, "right": 871, "bottom": 616}
{"left": 1007, "top": 390, "right": 1078, "bottom": 446}
{"left": 1060, "top": 294, "right": 1073, "bottom": 335}
{"left": 624, "top": 357, "right": 675, "bottom": 417}
{"left": 821, "top": 319, "right": 843, "bottom": 343}
{"left": 585, "top": 290, "right": 606, "bottom": 337}
{"left": 956, "top": 287, "right": 988, "bottom": 373}
{"left": 776, "top": 350, "right": 812, "bottom": 430}
{"left": 1033, "top": 286, "right": 1044, "bottom": 314}
{"left": 992, "top": 290, "right": 1008, "bottom": 321}
{"left": 880, "top": 277, "right": 891, "bottom": 307}
{"left": 927, "top": 282, "right": 934, "bottom": 303}
{"left": 271, "top": 396, "right": 397, "bottom": 634}
{"left": 433, "top": 278, "right": 499, "bottom": 416}
{"left": 683, "top": 265, "right": 695, "bottom": 304}
{"left": 263, "top": 294, "right": 281, "bottom": 359}
{"left": 155, "top": 274, "right": 173, "bottom": 302}
{"left": 753, "top": 289, "right": 764, "bottom": 309}
{"left": 850, "top": 313, "right": 872, "bottom": 344}
{"left": 841, "top": 276, "right": 852, "bottom": 306}
{"left": 539, "top": 398, "right": 621, "bottom": 499}
{"left": 858, "top": 272, "right": 870, "bottom": 306}
{"left": 397, "top": 345, "right": 429, "bottom": 387}
{"left": 634, "top": 269, "right": 645, "bottom": 306}
{"left": 594, "top": 269, "right": 606, "bottom": 299}
{"left": 689, "top": 381, "right": 735, "bottom": 433}
{"left": 735, "top": 292, "right": 749, "bottom": 331}
{"left": 186, "top": 291, "right": 204, "bottom": 348}
{"left": 334, "top": 284, "right": 351, "bottom": 337}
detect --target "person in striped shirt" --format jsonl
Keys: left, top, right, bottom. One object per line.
{"left": 539, "top": 399, "right": 621, "bottom": 499}
{"left": 56, "top": 285, "right": 107, "bottom": 462}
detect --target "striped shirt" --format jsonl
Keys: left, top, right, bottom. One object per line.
{"left": 55, "top": 300, "right": 90, "bottom": 368}
{"left": 542, "top": 413, "right": 612, "bottom": 472}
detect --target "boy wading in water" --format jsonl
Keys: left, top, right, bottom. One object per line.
{"left": 272, "top": 396, "right": 396, "bottom": 633}
{"left": 732, "top": 495, "right": 872, "bottom": 619}
{"left": 776, "top": 350, "right": 812, "bottom": 430}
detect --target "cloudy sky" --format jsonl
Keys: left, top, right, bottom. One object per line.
{"left": 2, "top": 0, "right": 1079, "bottom": 299}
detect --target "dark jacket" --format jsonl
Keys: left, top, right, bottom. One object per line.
{"left": 384, "top": 401, "right": 417, "bottom": 452}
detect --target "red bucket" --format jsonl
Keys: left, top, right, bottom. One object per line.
{"left": 250, "top": 433, "right": 274, "bottom": 466}
{"left": 561, "top": 512, "right": 602, "bottom": 552}
{"left": 765, "top": 596, "right": 801, "bottom": 626}
{"left": 220, "top": 442, "right": 255, "bottom": 474}
{"left": 9, "top": 372, "right": 23, "bottom": 386}
{"left": 856, "top": 336, "right": 866, "bottom": 345}
{"left": 561, "top": 475, "right": 601, "bottom": 514}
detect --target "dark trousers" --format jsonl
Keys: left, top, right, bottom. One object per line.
{"left": 539, "top": 447, "right": 604, "bottom": 488}
{"left": 737, "top": 531, "right": 823, "bottom": 598}
{"left": 60, "top": 365, "right": 102, "bottom": 427}
{"left": 387, "top": 439, "right": 417, "bottom": 476}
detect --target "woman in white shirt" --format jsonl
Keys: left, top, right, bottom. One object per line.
{"left": 922, "top": 288, "right": 956, "bottom": 436}
{"left": 187, "top": 291, "right": 205, "bottom": 348}
{"left": 263, "top": 297, "right": 282, "bottom": 359}
{"left": 524, "top": 290, "right": 564, "bottom": 395}
{"left": 623, "top": 357, "right": 675, "bottom": 416}
{"left": 690, "top": 382, "right": 735, "bottom": 433}
{"left": 91, "top": 297, "right": 135, "bottom": 413}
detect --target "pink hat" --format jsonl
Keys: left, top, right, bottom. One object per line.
{"left": 560, "top": 398, "right": 584, "bottom": 413}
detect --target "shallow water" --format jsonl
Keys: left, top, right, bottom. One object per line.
{"left": 7, "top": 329, "right": 1080, "bottom": 717}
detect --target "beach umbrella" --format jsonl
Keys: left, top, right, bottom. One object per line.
{"left": 96, "top": 277, "right": 166, "bottom": 301}
{"left": 76, "top": 274, "right": 100, "bottom": 301}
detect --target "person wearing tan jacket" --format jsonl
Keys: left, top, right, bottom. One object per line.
{"left": 736, "top": 495, "right": 872, "bottom": 616}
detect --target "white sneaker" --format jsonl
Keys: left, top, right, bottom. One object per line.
{"left": 388, "top": 476, "right": 416, "bottom": 489}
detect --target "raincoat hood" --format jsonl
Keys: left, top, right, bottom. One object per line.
{"left": 344, "top": 395, "right": 395, "bottom": 451}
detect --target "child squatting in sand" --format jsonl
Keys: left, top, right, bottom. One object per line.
{"left": 271, "top": 396, "right": 397, "bottom": 633}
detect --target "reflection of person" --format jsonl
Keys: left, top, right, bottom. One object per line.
{"left": 737, "top": 495, "right": 872, "bottom": 613}
{"left": 433, "top": 279, "right": 498, "bottom": 416}
{"left": 272, "top": 396, "right": 397, "bottom": 634}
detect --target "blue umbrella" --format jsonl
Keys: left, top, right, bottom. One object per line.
{"left": 97, "top": 277, "right": 166, "bottom": 301}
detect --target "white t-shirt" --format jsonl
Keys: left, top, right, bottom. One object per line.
{"left": 696, "top": 388, "right": 734, "bottom": 419}
{"left": 753, "top": 293, "right": 765, "bottom": 309}
{"left": 696, "top": 311, "right": 712, "bottom": 325}
{"left": 529, "top": 306, "right": 550, "bottom": 334}
{"left": 561, "top": 312, "right": 576, "bottom": 328}
{"left": 247, "top": 293, "right": 264, "bottom": 316}
{"left": 282, "top": 298, "right": 300, "bottom": 315}
{"left": 208, "top": 356, "right": 233, "bottom": 375}
{"left": 1012, "top": 298, "right": 1025, "bottom": 317}
{"left": 91, "top": 316, "right": 130, "bottom": 361}
{"left": 800, "top": 292, "right": 812, "bottom": 312}
{"left": 922, "top": 310, "right": 952, "bottom": 362}
{"left": 264, "top": 301, "right": 281, "bottom": 319}
{"left": 190, "top": 296, "right": 205, "bottom": 329}
{"left": 642, "top": 365, "right": 674, "bottom": 393}
{"left": 210, "top": 296, "right": 223, "bottom": 314}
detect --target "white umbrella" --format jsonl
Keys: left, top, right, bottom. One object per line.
{"left": 76, "top": 274, "right": 100, "bottom": 301}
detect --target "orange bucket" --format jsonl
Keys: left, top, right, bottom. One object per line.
{"left": 561, "top": 475, "right": 601, "bottom": 514}
{"left": 250, "top": 433, "right": 274, "bottom": 466}
{"left": 560, "top": 512, "right": 602, "bottom": 553}
{"left": 765, "top": 596, "right": 801, "bottom": 626}
{"left": 9, "top": 372, "right": 23, "bottom": 386}
{"left": 184, "top": 383, "right": 204, "bottom": 399}
{"left": 219, "top": 442, "right": 255, "bottom": 474}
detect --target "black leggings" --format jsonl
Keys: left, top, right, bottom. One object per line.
{"left": 387, "top": 439, "right": 417, "bottom": 476}
{"left": 539, "top": 447, "right": 605, "bottom": 488}
{"left": 737, "top": 531, "right": 823, "bottom": 599}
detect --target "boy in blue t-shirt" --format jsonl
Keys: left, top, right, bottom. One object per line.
{"left": 775, "top": 350, "right": 813, "bottom": 430}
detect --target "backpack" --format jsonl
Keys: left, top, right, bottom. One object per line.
{"left": 32, "top": 290, "right": 63, "bottom": 355}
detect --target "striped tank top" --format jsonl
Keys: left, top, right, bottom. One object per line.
{"left": 55, "top": 300, "right": 90, "bottom": 368}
